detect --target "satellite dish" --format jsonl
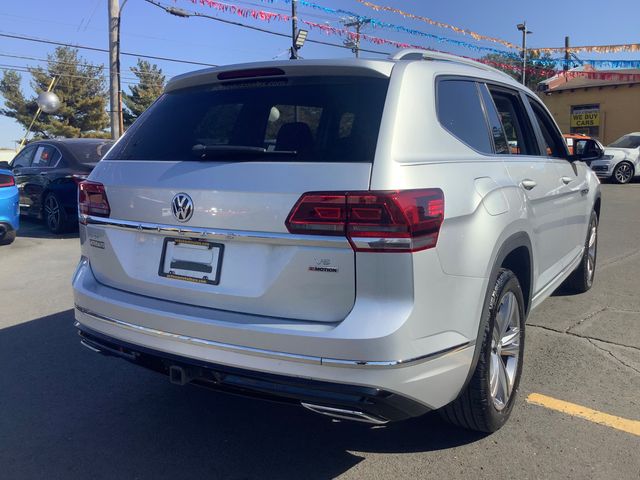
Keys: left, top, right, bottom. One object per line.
{"left": 37, "top": 91, "right": 61, "bottom": 114}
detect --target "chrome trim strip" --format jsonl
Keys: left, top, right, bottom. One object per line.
{"left": 301, "top": 403, "right": 389, "bottom": 424}
{"left": 75, "top": 305, "right": 474, "bottom": 369}
{"left": 82, "top": 214, "right": 351, "bottom": 248}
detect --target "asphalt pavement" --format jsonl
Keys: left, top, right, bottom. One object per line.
{"left": 1, "top": 183, "right": 638, "bottom": 480}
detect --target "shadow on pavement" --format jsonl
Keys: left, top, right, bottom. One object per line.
{"left": 0, "top": 310, "right": 486, "bottom": 479}
{"left": 16, "top": 217, "right": 79, "bottom": 240}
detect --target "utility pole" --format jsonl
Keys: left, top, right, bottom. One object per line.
{"left": 517, "top": 22, "right": 532, "bottom": 86}
{"left": 108, "top": 0, "right": 122, "bottom": 139}
{"left": 564, "top": 36, "right": 570, "bottom": 71}
{"left": 344, "top": 18, "right": 371, "bottom": 58}
{"left": 290, "top": 0, "right": 298, "bottom": 59}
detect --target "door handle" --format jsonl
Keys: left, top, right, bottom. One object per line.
{"left": 561, "top": 176, "right": 572, "bottom": 185}
{"left": 520, "top": 179, "right": 537, "bottom": 191}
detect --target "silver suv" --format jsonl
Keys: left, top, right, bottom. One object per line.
{"left": 73, "top": 50, "right": 601, "bottom": 432}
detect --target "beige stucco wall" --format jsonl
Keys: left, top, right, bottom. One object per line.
{"left": 542, "top": 83, "right": 640, "bottom": 145}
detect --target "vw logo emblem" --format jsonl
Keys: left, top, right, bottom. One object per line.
{"left": 171, "top": 193, "right": 194, "bottom": 222}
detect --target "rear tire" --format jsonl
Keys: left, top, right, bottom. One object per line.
{"left": 43, "top": 192, "right": 72, "bottom": 234}
{"left": 0, "top": 229, "right": 16, "bottom": 245}
{"left": 564, "top": 210, "right": 598, "bottom": 294}
{"left": 612, "top": 161, "right": 634, "bottom": 184}
{"left": 440, "top": 269, "right": 525, "bottom": 432}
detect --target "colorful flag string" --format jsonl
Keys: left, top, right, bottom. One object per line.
{"left": 354, "top": 0, "right": 520, "bottom": 50}
{"left": 186, "top": 0, "right": 640, "bottom": 80}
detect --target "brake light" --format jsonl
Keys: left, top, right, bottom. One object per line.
{"left": 0, "top": 173, "right": 15, "bottom": 188}
{"left": 286, "top": 189, "right": 444, "bottom": 252}
{"left": 78, "top": 180, "right": 110, "bottom": 220}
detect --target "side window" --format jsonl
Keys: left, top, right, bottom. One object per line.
{"left": 528, "top": 99, "right": 568, "bottom": 158}
{"left": 11, "top": 146, "right": 36, "bottom": 168}
{"left": 488, "top": 88, "right": 539, "bottom": 156}
{"left": 31, "top": 145, "right": 61, "bottom": 168}
{"left": 437, "top": 79, "right": 492, "bottom": 153}
{"left": 478, "top": 84, "right": 509, "bottom": 154}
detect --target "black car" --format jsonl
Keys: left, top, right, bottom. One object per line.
{"left": 9, "top": 138, "right": 114, "bottom": 233}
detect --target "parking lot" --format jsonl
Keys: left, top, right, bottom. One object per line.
{"left": 0, "top": 182, "right": 638, "bottom": 479}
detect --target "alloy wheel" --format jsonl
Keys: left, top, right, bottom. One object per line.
{"left": 44, "top": 195, "right": 60, "bottom": 231}
{"left": 614, "top": 163, "right": 632, "bottom": 183}
{"left": 489, "top": 291, "right": 521, "bottom": 411}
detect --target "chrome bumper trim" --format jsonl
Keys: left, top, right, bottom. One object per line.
{"left": 75, "top": 305, "right": 473, "bottom": 369}
{"left": 81, "top": 215, "right": 351, "bottom": 248}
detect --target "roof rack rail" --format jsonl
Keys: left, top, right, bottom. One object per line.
{"left": 390, "top": 49, "right": 514, "bottom": 81}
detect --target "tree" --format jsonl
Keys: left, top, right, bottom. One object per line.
{"left": 122, "top": 59, "right": 165, "bottom": 126}
{"left": 481, "top": 52, "right": 556, "bottom": 91}
{"left": 0, "top": 46, "right": 109, "bottom": 139}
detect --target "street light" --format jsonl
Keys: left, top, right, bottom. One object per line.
{"left": 294, "top": 29, "right": 308, "bottom": 50}
{"left": 517, "top": 22, "right": 533, "bottom": 86}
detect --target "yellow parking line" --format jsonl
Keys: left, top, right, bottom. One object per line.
{"left": 526, "top": 393, "right": 640, "bottom": 437}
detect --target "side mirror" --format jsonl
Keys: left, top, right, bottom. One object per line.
{"left": 0, "top": 161, "right": 10, "bottom": 170}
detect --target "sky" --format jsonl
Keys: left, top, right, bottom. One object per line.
{"left": 1, "top": 0, "right": 638, "bottom": 148}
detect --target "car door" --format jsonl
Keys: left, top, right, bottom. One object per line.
{"left": 481, "top": 84, "right": 571, "bottom": 292}
{"left": 26, "top": 144, "right": 63, "bottom": 215}
{"left": 526, "top": 97, "right": 589, "bottom": 262}
{"left": 9, "top": 145, "right": 37, "bottom": 214}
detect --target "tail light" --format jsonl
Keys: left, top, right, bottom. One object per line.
{"left": 78, "top": 180, "right": 110, "bottom": 222}
{"left": 286, "top": 189, "right": 444, "bottom": 252}
{"left": 0, "top": 173, "right": 15, "bottom": 188}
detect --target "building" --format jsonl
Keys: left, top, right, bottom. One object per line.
{"left": 539, "top": 67, "right": 640, "bottom": 145}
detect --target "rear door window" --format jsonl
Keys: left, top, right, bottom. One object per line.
{"left": 487, "top": 88, "right": 539, "bottom": 156}
{"left": 437, "top": 79, "right": 492, "bottom": 153}
{"left": 31, "top": 145, "right": 61, "bottom": 168}
{"left": 105, "top": 76, "right": 389, "bottom": 163}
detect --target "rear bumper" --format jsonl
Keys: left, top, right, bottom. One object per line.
{"left": 77, "top": 324, "right": 430, "bottom": 423}
{"left": 73, "top": 257, "right": 480, "bottom": 410}
{"left": 0, "top": 187, "right": 19, "bottom": 234}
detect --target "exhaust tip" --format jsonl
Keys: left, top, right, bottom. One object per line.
{"left": 301, "top": 402, "right": 388, "bottom": 425}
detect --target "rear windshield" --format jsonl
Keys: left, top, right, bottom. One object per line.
{"left": 69, "top": 141, "right": 114, "bottom": 165}
{"left": 104, "top": 76, "right": 389, "bottom": 163}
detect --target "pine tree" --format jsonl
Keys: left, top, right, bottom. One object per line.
{"left": 0, "top": 46, "right": 109, "bottom": 138}
{"left": 122, "top": 59, "right": 165, "bottom": 126}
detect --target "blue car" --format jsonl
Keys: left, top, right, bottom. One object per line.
{"left": 0, "top": 165, "right": 19, "bottom": 245}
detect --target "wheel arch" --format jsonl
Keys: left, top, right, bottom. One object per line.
{"left": 460, "top": 231, "right": 533, "bottom": 393}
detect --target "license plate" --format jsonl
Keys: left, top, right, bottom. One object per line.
{"left": 159, "top": 238, "right": 224, "bottom": 285}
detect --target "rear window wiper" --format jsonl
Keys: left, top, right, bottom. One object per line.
{"left": 191, "top": 144, "right": 297, "bottom": 160}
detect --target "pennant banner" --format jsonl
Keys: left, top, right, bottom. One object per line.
{"left": 531, "top": 44, "right": 640, "bottom": 55}
{"left": 193, "top": 0, "right": 289, "bottom": 22}
{"left": 355, "top": 0, "right": 520, "bottom": 49}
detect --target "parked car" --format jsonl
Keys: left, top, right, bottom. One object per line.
{"left": 590, "top": 132, "right": 640, "bottom": 184}
{"left": 73, "top": 50, "right": 601, "bottom": 432}
{"left": 563, "top": 133, "right": 605, "bottom": 165}
{"left": 0, "top": 162, "right": 19, "bottom": 244}
{"left": 9, "top": 138, "right": 114, "bottom": 233}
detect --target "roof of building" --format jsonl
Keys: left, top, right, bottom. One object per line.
{"left": 540, "top": 66, "right": 640, "bottom": 93}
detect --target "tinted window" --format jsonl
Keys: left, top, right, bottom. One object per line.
{"left": 437, "top": 80, "right": 492, "bottom": 153}
{"left": 105, "top": 76, "right": 389, "bottom": 163}
{"left": 31, "top": 145, "right": 61, "bottom": 167}
{"left": 68, "top": 141, "right": 114, "bottom": 165}
{"left": 478, "top": 84, "right": 509, "bottom": 154}
{"left": 528, "top": 99, "right": 568, "bottom": 158}
{"left": 488, "top": 89, "right": 538, "bottom": 156}
{"left": 609, "top": 135, "right": 640, "bottom": 149}
{"left": 11, "top": 146, "right": 36, "bottom": 168}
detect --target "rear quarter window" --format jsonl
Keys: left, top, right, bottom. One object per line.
{"left": 437, "top": 79, "right": 492, "bottom": 154}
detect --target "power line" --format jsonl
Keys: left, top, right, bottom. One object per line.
{"left": 0, "top": 52, "right": 175, "bottom": 79}
{"left": 0, "top": 32, "right": 219, "bottom": 67}
{"left": 0, "top": 64, "right": 163, "bottom": 87}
